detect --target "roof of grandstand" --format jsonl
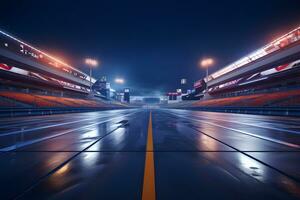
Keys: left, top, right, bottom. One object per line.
{"left": 0, "top": 30, "right": 97, "bottom": 88}
{"left": 206, "top": 26, "right": 300, "bottom": 87}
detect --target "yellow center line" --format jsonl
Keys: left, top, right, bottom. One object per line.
{"left": 142, "top": 111, "right": 156, "bottom": 200}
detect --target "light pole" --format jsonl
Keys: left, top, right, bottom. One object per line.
{"left": 85, "top": 58, "right": 98, "bottom": 93}
{"left": 199, "top": 57, "right": 214, "bottom": 91}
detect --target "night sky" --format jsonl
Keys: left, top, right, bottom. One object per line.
{"left": 1, "top": 0, "right": 300, "bottom": 95}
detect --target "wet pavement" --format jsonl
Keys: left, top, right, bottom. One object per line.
{"left": 0, "top": 108, "right": 300, "bottom": 199}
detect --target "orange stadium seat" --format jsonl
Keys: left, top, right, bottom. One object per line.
{"left": 0, "top": 92, "right": 59, "bottom": 107}
{"left": 0, "top": 91, "right": 112, "bottom": 108}
{"left": 193, "top": 90, "right": 300, "bottom": 107}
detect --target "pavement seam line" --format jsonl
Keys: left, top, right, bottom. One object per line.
{"left": 161, "top": 110, "right": 300, "bottom": 184}
{"left": 0, "top": 111, "right": 139, "bottom": 152}
{"left": 183, "top": 113, "right": 300, "bottom": 135}
{"left": 165, "top": 110, "right": 300, "bottom": 149}
{"left": 0, "top": 108, "right": 136, "bottom": 137}
{"left": 0, "top": 109, "right": 137, "bottom": 136}
{"left": 188, "top": 121, "right": 300, "bottom": 184}
{"left": 142, "top": 111, "right": 156, "bottom": 200}
{"left": 13, "top": 111, "right": 139, "bottom": 199}
{"left": 13, "top": 124, "right": 127, "bottom": 199}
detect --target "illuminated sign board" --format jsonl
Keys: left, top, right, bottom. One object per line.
{"left": 194, "top": 80, "right": 203, "bottom": 88}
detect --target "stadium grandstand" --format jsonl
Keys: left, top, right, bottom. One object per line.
{"left": 179, "top": 25, "right": 300, "bottom": 108}
{"left": 0, "top": 30, "right": 126, "bottom": 110}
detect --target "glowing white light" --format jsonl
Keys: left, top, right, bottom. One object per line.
{"left": 200, "top": 58, "right": 214, "bottom": 68}
{"left": 208, "top": 26, "right": 300, "bottom": 81}
{"left": 85, "top": 58, "right": 98, "bottom": 67}
{"left": 115, "top": 78, "right": 124, "bottom": 84}
{"left": 0, "top": 30, "right": 90, "bottom": 77}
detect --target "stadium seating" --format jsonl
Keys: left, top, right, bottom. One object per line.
{"left": 0, "top": 91, "right": 116, "bottom": 108}
{"left": 277, "top": 97, "right": 300, "bottom": 106}
{"left": 193, "top": 90, "right": 300, "bottom": 107}
{"left": 0, "top": 99, "right": 15, "bottom": 107}
{"left": 0, "top": 92, "right": 60, "bottom": 107}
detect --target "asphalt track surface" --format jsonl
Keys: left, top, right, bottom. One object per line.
{"left": 0, "top": 108, "right": 300, "bottom": 200}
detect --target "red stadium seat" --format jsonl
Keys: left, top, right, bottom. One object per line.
{"left": 0, "top": 91, "right": 115, "bottom": 108}
{"left": 193, "top": 90, "right": 300, "bottom": 107}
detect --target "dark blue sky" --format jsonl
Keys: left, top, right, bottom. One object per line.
{"left": 1, "top": 0, "right": 300, "bottom": 95}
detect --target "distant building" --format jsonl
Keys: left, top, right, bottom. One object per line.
{"left": 93, "top": 76, "right": 117, "bottom": 99}
{"left": 93, "top": 79, "right": 108, "bottom": 98}
{"left": 124, "top": 88, "right": 130, "bottom": 103}
{"left": 180, "top": 78, "right": 188, "bottom": 93}
{"left": 194, "top": 79, "right": 206, "bottom": 95}
{"left": 115, "top": 92, "right": 124, "bottom": 102}
{"left": 167, "top": 92, "right": 180, "bottom": 102}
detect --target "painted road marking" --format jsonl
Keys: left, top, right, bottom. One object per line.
{"left": 185, "top": 113, "right": 300, "bottom": 135}
{"left": 166, "top": 110, "right": 300, "bottom": 149}
{"left": 0, "top": 111, "right": 140, "bottom": 151}
{"left": 142, "top": 112, "right": 156, "bottom": 200}
{"left": 0, "top": 109, "right": 137, "bottom": 137}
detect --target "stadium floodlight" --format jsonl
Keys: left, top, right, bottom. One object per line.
{"left": 200, "top": 58, "right": 214, "bottom": 68}
{"left": 115, "top": 78, "right": 124, "bottom": 84}
{"left": 199, "top": 57, "right": 215, "bottom": 91}
{"left": 85, "top": 58, "right": 98, "bottom": 67}
{"left": 85, "top": 58, "right": 99, "bottom": 93}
